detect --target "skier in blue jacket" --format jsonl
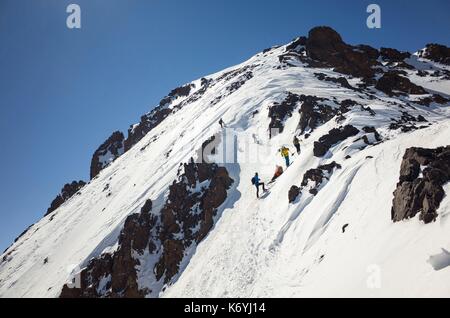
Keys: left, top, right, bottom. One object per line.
{"left": 251, "top": 173, "right": 266, "bottom": 198}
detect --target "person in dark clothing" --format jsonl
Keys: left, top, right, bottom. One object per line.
{"left": 251, "top": 173, "right": 266, "bottom": 198}
{"left": 219, "top": 118, "right": 226, "bottom": 128}
{"left": 293, "top": 136, "right": 301, "bottom": 154}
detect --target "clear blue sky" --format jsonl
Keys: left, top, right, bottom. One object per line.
{"left": 0, "top": 0, "right": 449, "bottom": 252}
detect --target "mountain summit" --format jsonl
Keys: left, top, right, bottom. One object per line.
{"left": 1, "top": 26, "right": 449, "bottom": 298}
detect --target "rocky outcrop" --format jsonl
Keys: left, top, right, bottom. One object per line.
{"left": 155, "top": 159, "right": 234, "bottom": 282}
{"left": 314, "top": 73, "right": 354, "bottom": 90}
{"left": 124, "top": 83, "right": 202, "bottom": 152}
{"left": 361, "top": 126, "right": 382, "bottom": 143}
{"left": 60, "top": 199, "right": 156, "bottom": 298}
{"left": 60, "top": 149, "right": 234, "bottom": 297}
{"left": 158, "top": 84, "right": 195, "bottom": 107}
{"left": 301, "top": 162, "right": 342, "bottom": 195}
{"left": 416, "top": 94, "right": 450, "bottom": 106}
{"left": 301, "top": 26, "right": 380, "bottom": 79}
{"left": 375, "top": 72, "right": 427, "bottom": 96}
{"left": 45, "top": 181, "right": 86, "bottom": 216}
{"left": 268, "top": 92, "right": 301, "bottom": 136}
{"left": 391, "top": 146, "right": 450, "bottom": 224}
{"left": 282, "top": 26, "right": 447, "bottom": 95}
{"left": 313, "top": 125, "right": 360, "bottom": 157}
{"left": 288, "top": 186, "right": 301, "bottom": 203}
{"left": 123, "top": 69, "right": 252, "bottom": 153}
{"left": 380, "top": 47, "right": 411, "bottom": 63}
{"left": 297, "top": 96, "right": 365, "bottom": 136}
{"left": 417, "top": 44, "right": 450, "bottom": 65}
{"left": 288, "top": 162, "right": 341, "bottom": 202}
{"left": 389, "top": 111, "right": 429, "bottom": 133}
{"left": 297, "top": 95, "right": 337, "bottom": 134}
{"left": 90, "top": 131, "right": 125, "bottom": 179}
{"left": 124, "top": 107, "right": 171, "bottom": 152}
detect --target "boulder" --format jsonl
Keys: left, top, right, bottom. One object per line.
{"left": 304, "top": 26, "right": 379, "bottom": 78}
{"left": 313, "top": 125, "right": 359, "bottom": 157}
{"left": 391, "top": 146, "right": 450, "bottom": 224}
{"left": 45, "top": 180, "right": 86, "bottom": 216}
{"left": 376, "top": 72, "right": 427, "bottom": 96}
{"left": 60, "top": 199, "right": 156, "bottom": 298}
{"left": 288, "top": 186, "right": 301, "bottom": 203}
{"left": 268, "top": 92, "right": 301, "bottom": 136}
{"left": 297, "top": 95, "right": 337, "bottom": 134}
{"left": 90, "top": 131, "right": 125, "bottom": 179}
{"left": 301, "top": 162, "right": 342, "bottom": 195}
{"left": 417, "top": 44, "right": 450, "bottom": 65}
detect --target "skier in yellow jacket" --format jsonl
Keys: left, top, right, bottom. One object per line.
{"left": 280, "top": 146, "right": 291, "bottom": 168}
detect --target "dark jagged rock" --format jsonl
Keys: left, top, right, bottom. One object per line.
{"left": 288, "top": 162, "right": 341, "bottom": 202}
{"left": 339, "top": 99, "right": 359, "bottom": 113}
{"left": 45, "top": 181, "right": 86, "bottom": 216}
{"left": 416, "top": 94, "right": 450, "bottom": 106}
{"left": 313, "top": 125, "right": 360, "bottom": 157}
{"left": 158, "top": 84, "right": 195, "bottom": 107}
{"left": 362, "top": 126, "right": 382, "bottom": 142}
{"left": 416, "top": 70, "right": 428, "bottom": 77}
{"left": 262, "top": 46, "right": 277, "bottom": 54}
{"left": 380, "top": 48, "right": 413, "bottom": 69}
{"left": 428, "top": 69, "right": 450, "bottom": 80}
{"left": 389, "top": 111, "right": 426, "bottom": 133}
{"left": 90, "top": 131, "right": 125, "bottom": 179}
{"left": 155, "top": 160, "right": 234, "bottom": 283}
{"left": 60, "top": 151, "right": 234, "bottom": 297}
{"left": 60, "top": 199, "right": 156, "bottom": 298}
{"left": 314, "top": 73, "right": 354, "bottom": 90}
{"left": 391, "top": 146, "right": 450, "bottom": 224}
{"left": 288, "top": 186, "right": 301, "bottom": 203}
{"left": 297, "top": 96, "right": 363, "bottom": 136}
{"left": 417, "top": 115, "right": 427, "bottom": 122}
{"left": 301, "top": 162, "right": 342, "bottom": 196}
{"left": 283, "top": 27, "right": 445, "bottom": 90}
{"left": 2, "top": 223, "right": 36, "bottom": 258}
{"left": 380, "top": 48, "right": 411, "bottom": 63}
{"left": 297, "top": 95, "right": 337, "bottom": 134}
{"left": 304, "top": 26, "right": 380, "bottom": 79}
{"left": 375, "top": 72, "right": 427, "bottom": 96}
{"left": 355, "top": 45, "right": 380, "bottom": 60}
{"left": 268, "top": 92, "right": 301, "bottom": 136}
{"left": 211, "top": 67, "right": 254, "bottom": 106}
{"left": 285, "top": 36, "right": 307, "bottom": 52}
{"left": 417, "top": 44, "right": 450, "bottom": 65}
{"left": 342, "top": 224, "right": 349, "bottom": 233}
{"left": 124, "top": 106, "right": 172, "bottom": 152}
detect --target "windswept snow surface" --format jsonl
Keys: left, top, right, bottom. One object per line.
{"left": 1, "top": 45, "right": 449, "bottom": 297}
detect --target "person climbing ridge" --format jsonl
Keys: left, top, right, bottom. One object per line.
{"left": 218, "top": 118, "right": 226, "bottom": 128}
{"left": 293, "top": 136, "right": 301, "bottom": 154}
{"left": 280, "top": 146, "right": 291, "bottom": 168}
{"left": 251, "top": 172, "right": 266, "bottom": 198}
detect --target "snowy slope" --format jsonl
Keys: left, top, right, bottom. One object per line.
{"left": 1, "top": 30, "right": 449, "bottom": 298}
{"left": 163, "top": 122, "right": 450, "bottom": 298}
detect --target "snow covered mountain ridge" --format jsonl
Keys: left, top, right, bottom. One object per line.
{"left": 1, "top": 26, "right": 449, "bottom": 298}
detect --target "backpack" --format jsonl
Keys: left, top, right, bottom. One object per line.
{"left": 251, "top": 176, "right": 256, "bottom": 185}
